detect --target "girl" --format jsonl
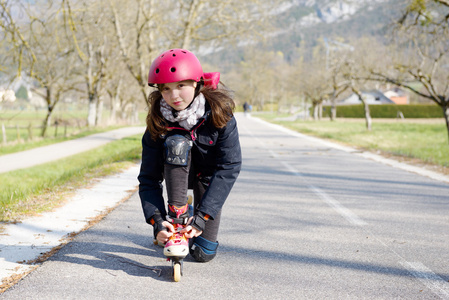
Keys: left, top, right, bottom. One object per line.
{"left": 138, "top": 49, "right": 242, "bottom": 263}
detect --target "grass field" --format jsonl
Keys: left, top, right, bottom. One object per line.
{"left": 0, "top": 135, "right": 142, "bottom": 222}
{"left": 0, "top": 110, "right": 88, "bottom": 140}
{"left": 0, "top": 109, "right": 147, "bottom": 223}
{"left": 256, "top": 113, "right": 449, "bottom": 170}
{"left": 2, "top": 110, "right": 448, "bottom": 222}
{"left": 0, "top": 110, "right": 147, "bottom": 155}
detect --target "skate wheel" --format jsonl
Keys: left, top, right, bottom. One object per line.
{"left": 173, "top": 263, "right": 182, "bottom": 282}
{"left": 187, "top": 195, "right": 193, "bottom": 205}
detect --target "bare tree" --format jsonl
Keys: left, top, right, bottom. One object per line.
{"left": 30, "top": 21, "right": 79, "bottom": 136}
{"left": 298, "top": 43, "right": 331, "bottom": 120}
{"left": 327, "top": 56, "right": 351, "bottom": 120}
{"left": 0, "top": 0, "right": 37, "bottom": 77}
{"left": 108, "top": 0, "right": 276, "bottom": 107}
{"left": 0, "top": 1, "right": 85, "bottom": 135}
{"left": 170, "top": 0, "right": 273, "bottom": 50}
{"left": 350, "top": 80, "right": 372, "bottom": 131}
{"left": 59, "top": 0, "right": 114, "bottom": 127}
{"left": 340, "top": 36, "right": 399, "bottom": 131}
{"left": 1, "top": 1, "right": 83, "bottom": 136}
{"left": 321, "top": 38, "right": 353, "bottom": 120}
{"left": 2, "top": 0, "right": 281, "bottom": 131}
{"left": 370, "top": 0, "right": 449, "bottom": 142}
{"left": 59, "top": 0, "right": 145, "bottom": 127}
{"left": 302, "top": 69, "right": 329, "bottom": 121}
{"left": 108, "top": 0, "right": 159, "bottom": 106}
{"left": 229, "top": 48, "right": 286, "bottom": 112}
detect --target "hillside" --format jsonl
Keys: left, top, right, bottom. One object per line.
{"left": 279, "top": 1, "right": 404, "bottom": 57}
{"left": 203, "top": 0, "right": 407, "bottom": 65}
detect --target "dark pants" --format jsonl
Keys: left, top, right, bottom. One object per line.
{"left": 164, "top": 152, "right": 220, "bottom": 242}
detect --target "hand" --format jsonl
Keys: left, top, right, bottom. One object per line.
{"left": 155, "top": 221, "right": 175, "bottom": 245}
{"left": 182, "top": 217, "right": 203, "bottom": 239}
{"left": 182, "top": 225, "right": 203, "bottom": 239}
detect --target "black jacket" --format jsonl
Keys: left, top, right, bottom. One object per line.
{"left": 138, "top": 109, "right": 242, "bottom": 224}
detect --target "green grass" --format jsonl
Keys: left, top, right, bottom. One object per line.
{"left": 0, "top": 110, "right": 88, "bottom": 139}
{"left": 256, "top": 113, "right": 449, "bottom": 168}
{"left": 0, "top": 134, "right": 142, "bottom": 222}
{"left": 0, "top": 126, "right": 125, "bottom": 155}
{"left": 0, "top": 109, "right": 147, "bottom": 155}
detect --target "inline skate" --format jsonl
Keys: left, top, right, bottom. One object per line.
{"left": 164, "top": 198, "right": 192, "bottom": 281}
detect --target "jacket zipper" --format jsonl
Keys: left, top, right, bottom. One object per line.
{"left": 166, "top": 119, "right": 205, "bottom": 141}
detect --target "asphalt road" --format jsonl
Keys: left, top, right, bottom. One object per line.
{"left": 1, "top": 115, "right": 449, "bottom": 299}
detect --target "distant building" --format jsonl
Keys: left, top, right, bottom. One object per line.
{"left": 0, "top": 88, "right": 16, "bottom": 103}
{"left": 383, "top": 88, "right": 409, "bottom": 105}
{"left": 339, "top": 90, "right": 395, "bottom": 105}
{"left": 28, "top": 89, "right": 46, "bottom": 108}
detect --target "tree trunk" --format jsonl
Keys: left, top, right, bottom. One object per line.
{"left": 180, "top": 0, "right": 202, "bottom": 50}
{"left": 109, "top": 94, "right": 118, "bottom": 125}
{"left": 330, "top": 106, "right": 337, "bottom": 121}
{"left": 352, "top": 85, "right": 371, "bottom": 131}
{"left": 363, "top": 101, "right": 372, "bottom": 131}
{"left": 1, "top": 123, "right": 6, "bottom": 145}
{"left": 41, "top": 87, "right": 52, "bottom": 137}
{"left": 330, "top": 95, "right": 337, "bottom": 121}
{"left": 41, "top": 106, "right": 54, "bottom": 137}
{"left": 86, "top": 43, "right": 97, "bottom": 128}
{"left": 318, "top": 102, "right": 323, "bottom": 121}
{"left": 313, "top": 103, "right": 318, "bottom": 120}
{"left": 442, "top": 103, "right": 449, "bottom": 144}
{"left": 96, "top": 97, "right": 104, "bottom": 126}
{"left": 87, "top": 96, "right": 97, "bottom": 127}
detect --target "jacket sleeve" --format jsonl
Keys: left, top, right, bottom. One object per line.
{"left": 138, "top": 130, "right": 166, "bottom": 224}
{"left": 198, "top": 116, "right": 242, "bottom": 218}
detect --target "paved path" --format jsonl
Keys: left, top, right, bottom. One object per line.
{"left": 0, "top": 165, "right": 141, "bottom": 286}
{"left": 0, "top": 126, "right": 145, "bottom": 287}
{"left": 0, "top": 126, "right": 146, "bottom": 174}
{"left": 1, "top": 115, "right": 449, "bottom": 299}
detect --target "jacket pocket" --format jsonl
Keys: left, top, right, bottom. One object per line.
{"left": 197, "top": 128, "right": 218, "bottom": 146}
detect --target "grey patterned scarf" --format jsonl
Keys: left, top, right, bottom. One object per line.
{"left": 160, "top": 93, "right": 206, "bottom": 130}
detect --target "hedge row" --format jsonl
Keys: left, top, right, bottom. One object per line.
{"left": 322, "top": 104, "right": 444, "bottom": 118}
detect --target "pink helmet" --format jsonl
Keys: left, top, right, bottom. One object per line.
{"left": 148, "top": 49, "right": 203, "bottom": 86}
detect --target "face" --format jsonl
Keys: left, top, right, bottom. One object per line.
{"left": 160, "top": 80, "right": 197, "bottom": 111}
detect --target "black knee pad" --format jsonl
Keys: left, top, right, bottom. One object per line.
{"left": 189, "top": 236, "right": 219, "bottom": 263}
{"left": 164, "top": 134, "right": 192, "bottom": 166}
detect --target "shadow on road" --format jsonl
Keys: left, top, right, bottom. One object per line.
{"left": 46, "top": 229, "right": 175, "bottom": 282}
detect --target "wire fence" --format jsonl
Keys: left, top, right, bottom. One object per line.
{"left": 1, "top": 121, "right": 81, "bottom": 146}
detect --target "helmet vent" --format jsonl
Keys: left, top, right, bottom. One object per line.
{"left": 170, "top": 67, "right": 176, "bottom": 72}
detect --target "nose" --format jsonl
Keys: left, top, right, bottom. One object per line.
{"left": 167, "top": 89, "right": 179, "bottom": 100}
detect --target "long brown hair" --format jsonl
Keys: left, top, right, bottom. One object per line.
{"left": 146, "top": 83, "right": 235, "bottom": 140}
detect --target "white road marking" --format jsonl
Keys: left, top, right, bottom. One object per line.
{"left": 242, "top": 124, "right": 367, "bottom": 226}
{"left": 309, "top": 185, "right": 368, "bottom": 226}
{"left": 241, "top": 116, "right": 449, "bottom": 299}
{"left": 252, "top": 117, "right": 449, "bottom": 184}
{"left": 277, "top": 158, "right": 367, "bottom": 226}
{"left": 401, "top": 261, "right": 449, "bottom": 299}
